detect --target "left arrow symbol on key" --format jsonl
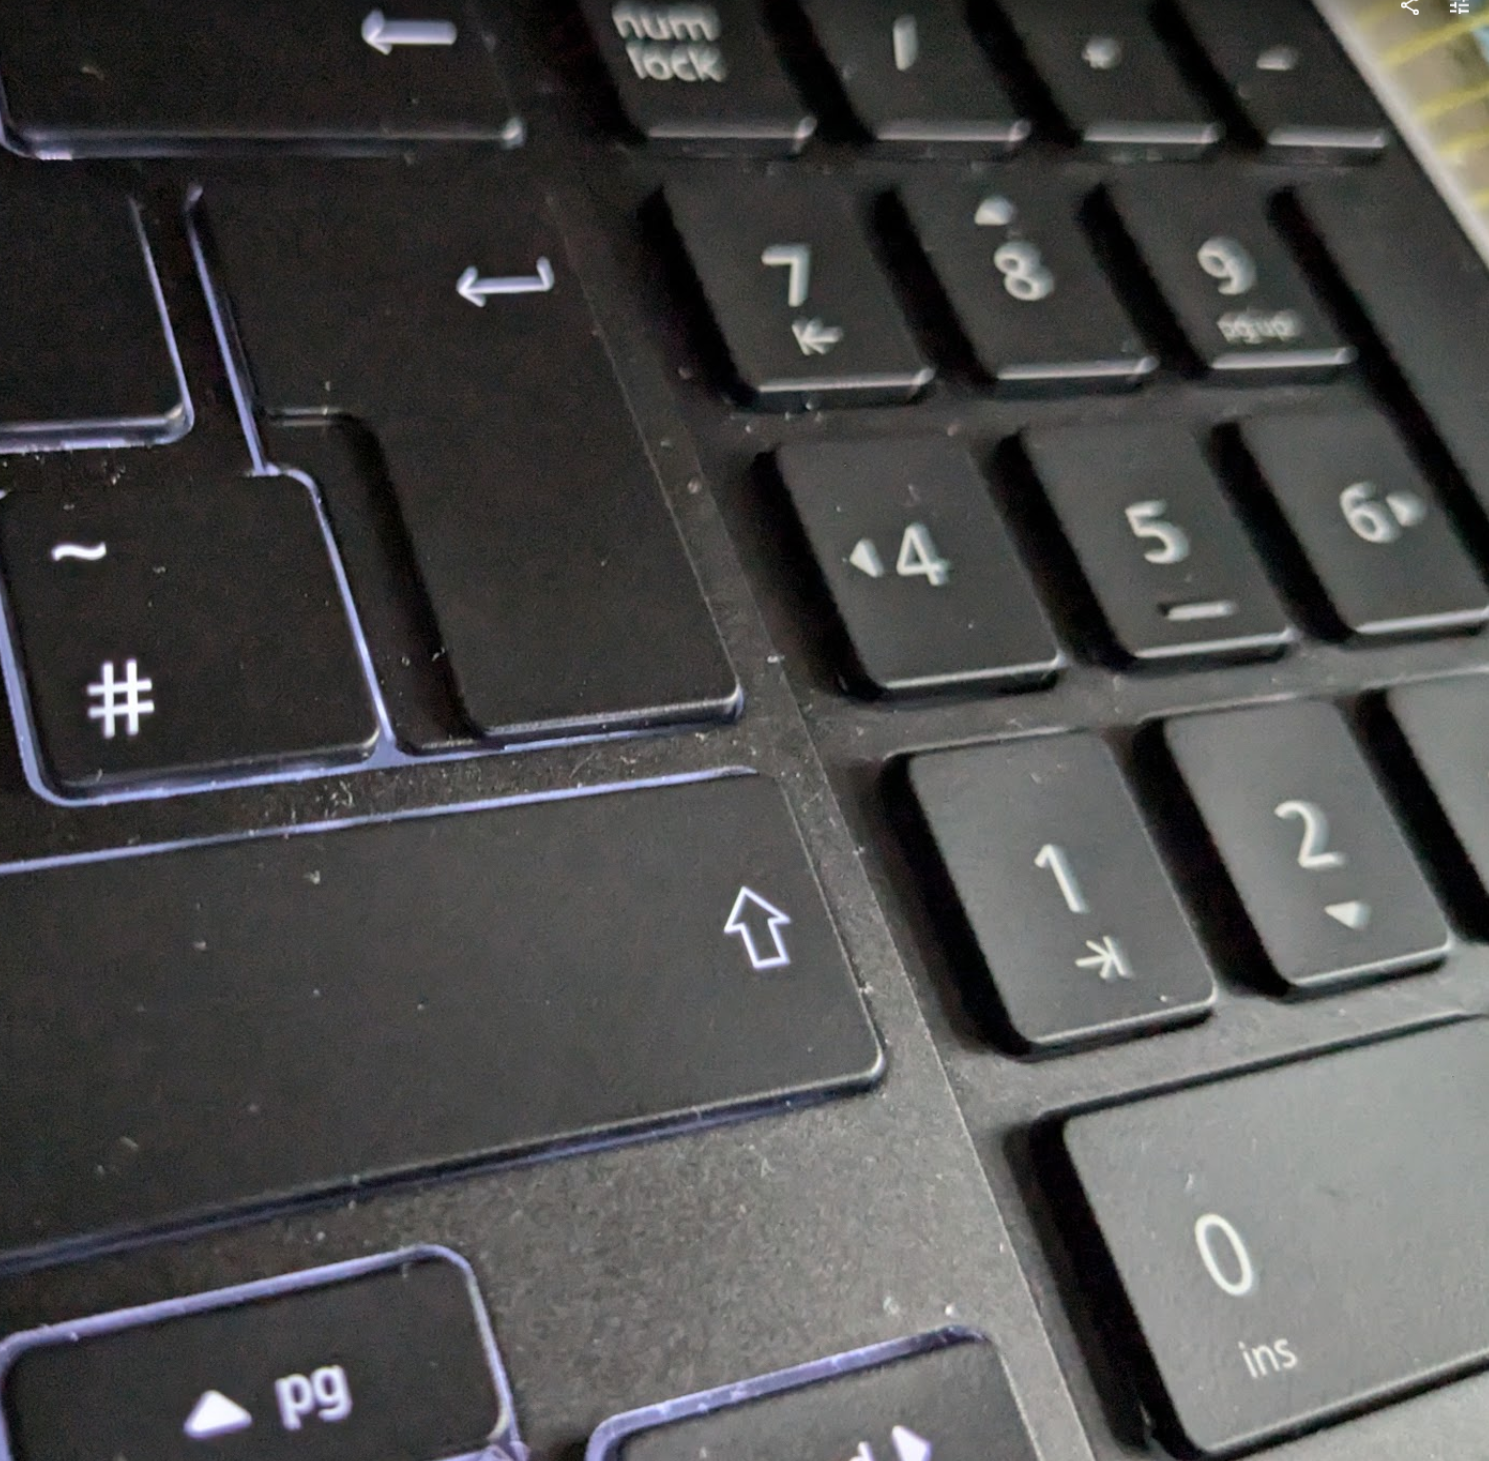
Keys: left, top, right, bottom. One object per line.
{"left": 849, "top": 538, "right": 886, "bottom": 578}
{"left": 457, "top": 259, "right": 556, "bottom": 305}
{"left": 362, "top": 10, "right": 458, "bottom": 52}
{"left": 792, "top": 317, "right": 844, "bottom": 356}
{"left": 184, "top": 1390, "right": 253, "bottom": 1440}
{"left": 725, "top": 887, "right": 793, "bottom": 970}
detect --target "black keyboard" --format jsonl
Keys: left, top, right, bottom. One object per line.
{"left": 3, "top": 3, "right": 1489, "bottom": 1460}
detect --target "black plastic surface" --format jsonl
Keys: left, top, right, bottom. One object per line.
{"left": 579, "top": 0, "right": 813, "bottom": 152}
{"left": 1106, "top": 173, "right": 1352, "bottom": 377}
{"left": 775, "top": 437, "right": 1061, "bottom": 696}
{"left": 4, "top": 10, "right": 1489, "bottom": 1461}
{"left": 0, "top": 775, "right": 880, "bottom": 1263}
{"left": 798, "top": 1, "right": 1029, "bottom": 149}
{"left": 909, "top": 734, "right": 1215, "bottom": 1050}
{"left": 1166, "top": 0, "right": 1389, "bottom": 156}
{"left": 666, "top": 178, "right": 931, "bottom": 406}
{"left": 1236, "top": 410, "right": 1489, "bottom": 638}
{"left": 0, "top": 473, "right": 377, "bottom": 793}
{"left": 1022, "top": 423, "right": 1294, "bottom": 663}
{"left": 613, "top": 1336, "right": 1037, "bottom": 1461}
{"left": 198, "top": 166, "right": 739, "bottom": 745}
{"left": 900, "top": 173, "right": 1153, "bottom": 386}
{"left": 0, "top": 174, "right": 183, "bottom": 447}
{"left": 0, "top": 2, "right": 520, "bottom": 154}
{"left": 1164, "top": 700, "right": 1448, "bottom": 991}
{"left": 995, "top": 0, "right": 1220, "bottom": 157}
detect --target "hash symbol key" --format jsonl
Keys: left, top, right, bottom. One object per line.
{"left": 0, "top": 469, "right": 378, "bottom": 796}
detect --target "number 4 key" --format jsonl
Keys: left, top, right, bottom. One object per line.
{"left": 776, "top": 437, "right": 1062, "bottom": 697}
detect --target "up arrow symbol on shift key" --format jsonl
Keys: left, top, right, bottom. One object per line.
{"left": 183, "top": 1390, "right": 254, "bottom": 1440}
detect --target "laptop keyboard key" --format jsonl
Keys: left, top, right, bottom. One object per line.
{"left": 1169, "top": 0, "right": 1390, "bottom": 157}
{"left": 901, "top": 175, "right": 1155, "bottom": 388}
{"left": 1295, "top": 173, "right": 1489, "bottom": 520}
{"left": 1388, "top": 676, "right": 1489, "bottom": 908}
{"left": 0, "top": 172, "right": 185, "bottom": 450}
{"left": 799, "top": 0, "right": 1030, "bottom": 150}
{"left": 0, "top": 472, "right": 378, "bottom": 797}
{"left": 1108, "top": 173, "right": 1353, "bottom": 378}
{"left": 776, "top": 438, "right": 1062, "bottom": 696}
{"left": 909, "top": 735, "right": 1215, "bottom": 1051}
{"left": 1165, "top": 700, "right": 1448, "bottom": 991}
{"left": 1, "top": 1251, "right": 512, "bottom": 1461}
{"left": 1060, "top": 1022, "right": 1489, "bottom": 1456}
{"left": 581, "top": 0, "right": 814, "bottom": 153}
{"left": 0, "top": 775, "right": 880, "bottom": 1259}
{"left": 996, "top": 0, "right": 1220, "bottom": 158}
{"left": 1238, "top": 411, "right": 1489, "bottom": 639}
{"left": 199, "top": 170, "right": 738, "bottom": 747}
{"left": 1023, "top": 423, "right": 1294, "bottom": 663}
{"left": 0, "top": 1, "right": 518, "bottom": 155}
{"left": 596, "top": 1338, "right": 1036, "bottom": 1461}
{"left": 667, "top": 180, "right": 932, "bottom": 407}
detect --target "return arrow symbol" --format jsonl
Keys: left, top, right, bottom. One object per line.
{"left": 457, "top": 259, "right": 556, "bottom": 305}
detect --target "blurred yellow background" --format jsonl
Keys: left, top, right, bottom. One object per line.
{"left": 1328, "top": 0, "right": 1489, "bottom": 229}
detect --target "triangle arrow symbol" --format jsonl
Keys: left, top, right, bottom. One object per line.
{"left": 974, "top": 195, "right": 1015, "bottom": 227}
{"left": 849, "top": 538, "right": 885, "bottom": 578}
{"left": 184, "top": 1390, "right": 253, "bottom": 1440}
{"left": 1325, "top": 900, "right": 1371, "bottom": 930}
{"left": 891, "top": 1427, "right": 933, "bottom": 1461}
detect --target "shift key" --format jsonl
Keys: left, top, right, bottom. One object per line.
{"left": 0, "top": 774, "right": 881, "bottom": 1260}
{"left": 1059, "top": 1022, "right": 1489, "bottom": 1456}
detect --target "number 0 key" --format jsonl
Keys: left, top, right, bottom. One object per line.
{"left": 1061, "top": 1022, "right": 1489, "bottom": 1455}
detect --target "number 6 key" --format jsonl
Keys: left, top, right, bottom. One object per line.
{"left": 1238, "top": 410, "right": 1489, "bottom": 639}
